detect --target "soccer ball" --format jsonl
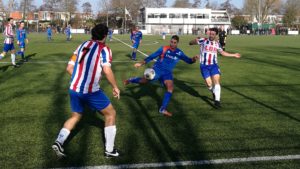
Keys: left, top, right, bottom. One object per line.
{"left": 144, "top": 68, "right": 155, "bottom": 80}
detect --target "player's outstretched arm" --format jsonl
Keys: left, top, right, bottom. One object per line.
{"left": 103, "top": 66, "right": 120, "bottom": 99}
{"left": 220, "top": 51, "right": 241, "bottom": 58}
{"left": 189, "top": 37, "right": 202, "bottom": 45}
{"left": 134, "top": 60, "right": 146, "bottom": 68}
{"left": 66, "top": 64, "right": 74, "bottom": 75}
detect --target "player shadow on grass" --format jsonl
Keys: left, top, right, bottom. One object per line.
{"left": 0, "top": 64, "right": 10, "bottom": 72}
{"left": 173, "top": 78, "right": 217, "bottom": 108}
{"left": 122, "top": 84, "right": 208, "bottom": 166}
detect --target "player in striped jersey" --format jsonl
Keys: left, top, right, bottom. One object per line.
{"left": 0, "top": 18, "right": 19, "bottom": 68}
{"left": 52, "top": 24, "right": 121, "bottom": 158}
{"left": 189, "top": 28, "right": 241, "bottom": 108}
{"left": 16, "top": 21, "right": 29, "bottom": 62}
{"left": 124, "top": 35, "right": 197, "bottom": 116}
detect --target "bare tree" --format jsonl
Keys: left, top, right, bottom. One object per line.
{"left": 172, "top": 0, "right": 191, "bottom": 8}
{"left": 42, "top": 0, "right": 61, "bottom": 11}
{"left": 205, "top": 0, "right": 218, "bottom": 9}
{"left": 82, "top": 2, "right": 92, "bottom": 14}
{"left": 243, "top": 0, "right": 282, "bottom": 23}
{"left": 8, "top": 0, "right": 19, "bottom": 12}
{"left": 192, "top": 0, "right": 202, "bottom": 8}
{"left": 283, "top": 0, "right": 300, "bottom": 27}
{"left": 219, "top": 0, "right": 240, "bottom": 15}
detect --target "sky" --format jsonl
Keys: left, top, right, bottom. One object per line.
{"left": 3, "top": 0, "right": 245, "bottom": 13}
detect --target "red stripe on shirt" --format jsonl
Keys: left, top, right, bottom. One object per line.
{"left": 72, "top": 41, "right": 94, "bottom": 91}
{"left": 208, "top": 53, "right": 212, "bottom": 65}
{"left": 88, "top": 42, "right": 103, "bottom": 93}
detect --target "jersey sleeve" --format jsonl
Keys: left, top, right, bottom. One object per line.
{"left": 68, "top": 54, "right": 77, "bottom": 65}
{"left": 16, "top": 29, "right": 20, "bottom": 41}
{"left": 178, "top": 50, "right": 194, "bottom": 64}
{"left": 144, "top": 46, "right": 163, "bottom": 64}
{"left": 197, "top": 38, "right": 206, "bottom": 45}
{"left": 100, "top": 46, "right": 112, "bottom": 67}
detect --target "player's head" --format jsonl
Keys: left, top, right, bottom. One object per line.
{"left": 170, "top": 35, "right": 179, "bottom": 49}
{"left": 135, "top": 26, "right": 139, "bottom": 31}
{"left": 208, "top": 28, "right": 219, "bottom": 41}
{"left": 19, "top": 21, "right": 25, "bottom": 28}
{"left": 91, "top": 24, "right": 108, "bottom": 41}
{"left": 7, "top": 17, "right": 13, "bottom": 24}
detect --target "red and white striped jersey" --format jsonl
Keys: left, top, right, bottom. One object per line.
{"left": 70, "top": 40, "right": 112, "bottom": 94}
{"left": 197, "top": 38, "right": 223, "bottom": 65}
{"left": 3, "top": 23, "right": 14, "bottom": 44}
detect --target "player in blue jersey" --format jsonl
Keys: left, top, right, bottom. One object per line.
{"left": 108, "top": 28, "right": 113, "bottom": 41}
{"left": 65, "top": 24, "right": 72, "bottom": 41}
{"left": 130, "top": 26, "right": 142, "bottom": 60}
{"left": 16, "top": 21, "right": 29, "bottom": 62}
{"left": 124, "top": 35, "right": 197, "bottom": 116}
{"left": 47, "top": 25, "right": 52, "bottom": 41}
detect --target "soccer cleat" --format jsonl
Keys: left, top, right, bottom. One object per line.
{"left": 52, "top": 141, "right": 66, "bottom": 158}
{"left": 159, "top": 107, "right": 173, "bottom": 117}
{"left": 13, "top": 64, "right": 20, "bottom": 68}
{"left": 212, "top": 92, "right": 215, "bottom": 100}
{"left": 105, "top": 148, "right": 119, "bottom": 158}
{"left": 214, "top": 101, "right": 221, "bottom": 109}
{"left": 123, "top": 79, "right": 130, "bottom": 85}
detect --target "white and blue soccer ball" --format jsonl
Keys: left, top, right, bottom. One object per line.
{"left": 144, "top": 68, "right": 155, "bottom": 80}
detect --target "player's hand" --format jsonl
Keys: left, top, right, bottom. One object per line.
{"left": 134, "top": 62, "right": 143, "bottom": 68}
{"left": 112, "top": 87, "right": 120, "bottom": 99}
{"left": 26, "top": 39, "right": 29, "bottom": 44}
{"left": 235, "top": 53, "right": 241, "bottom": 58}
{"left": 192, "top": 55, "right": 199, "bottom": 62}
{"left": 17, "top": 41, "right": 20, "bottom": 45}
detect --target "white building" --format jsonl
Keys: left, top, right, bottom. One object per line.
{"left": 139, "top": 8, "right": 231, "bottom": 34}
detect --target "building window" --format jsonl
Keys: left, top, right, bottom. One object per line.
{"left": 182, "top": 14, "right": 188, "bottom": 18}
{"left": 160, "top": 13, "right": 167, "bottom": 18}
{"left": 169, "top": 13, "right": 176, "bottom": 18}
{"left": 148, "top": 13, "right": 154, "bottom": 18}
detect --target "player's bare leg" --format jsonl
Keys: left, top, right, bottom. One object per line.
{"left": 159, "top": 80, "right": 173, "bottom": 117}
{"left": 100, "top": 104, "right": 119, "bottom": 157}
{"left": 52, "top": 112, "right": 82, "bottom": 158}
{"left": 204, "top": 77, "right": 215, "bottom": 100}
{"left": 212, "top": 74, "right": 221, "bottom": 108}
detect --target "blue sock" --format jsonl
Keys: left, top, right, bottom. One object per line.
{"left": 21, "top": 52, "right": 25, "bottom": 59}
{"left": 161, "top": 92, "right": 173, "bottom": 110}
{"left": 128, "top": 77, "right": 141, "bottom": 84}
{"left": 132, "top": 52, "right": 136, "bottom": 59}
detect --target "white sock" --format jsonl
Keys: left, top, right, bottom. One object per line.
{"left": 105, "top": 125, "right": 117, "bottom": 152}
{"left": 11, "top": 54, "right": 16, "bottom": 65}
{"left": 213, "top": 84, "right": 221, "bottom": 101}
{"left": 55, "top": 128, "right": 70, "bottom": 145}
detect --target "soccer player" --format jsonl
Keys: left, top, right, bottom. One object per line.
{"left": 52, "top": 24, "right": 121, "bottom": 158}
{"left": 189, "top": 28, "right": 241, "bottom": 108}
{"left": 162, "top": 31, "right": 166, "bottom": 40}
{"left": 47, "top": 25, "right": 52, "bottom": 41}
{"left": 65, "top": 24, "right": 72, "bottom": 41}
{"left": 130, "top": 26, "right": 142, "bottom": 60}
{"left": 124, "top": 35, "right": 197, "bottom": 116}
{"left": 219, "top": 27, "right": 227, "bottom": 51}
{"left": 0, "top": 18, "right": 19, "bottom": 68}
{"left": 16, "top": 21, "right": 29, "bottom": 62}
{"left": 108, "top": 28, "right": 113, "bottom": 41}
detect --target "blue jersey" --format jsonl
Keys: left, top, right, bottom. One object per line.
{"left": 144, "top": 46, "right": 195, "bottom": 73}
{"left": 108, "top": 29, "right": 113, "bottom": 36}
{"left": 65, "top": 27, "right": 71, "bottom": 35}
{"left": 131, "top": 31, "right": 142, "bottom": 44}
{"left": 47, "top": 28, "right": 52, "bottom": 36}
{"left": 16, "top": 28, "right": 27, "bottom": 43}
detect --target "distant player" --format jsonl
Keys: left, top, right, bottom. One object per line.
{"left": 130, "top": 26, "right": 142, "bottom": 60}
{"left": 52, "top": 24, "right": 121, "bottom": 158}
{"left": 189, "top": 28, "right": 241, "bottom": 108}
{"left": 219, "top": 27, "right": 227, "bottom": 51}
{"left": 108, "top": 28, "right": 113, "bottom": 41}
{"left": 162, "top": 31, "right": 166, "bottom": 40}
{"left": 124, "top": 35, "right": 197, "bottom": 116}
{"left": 65, "top": 25, "right": 72, "bottom": 41}
{"left": 16, "top": 21, "right": 29, "bottom": 62}
{"left": 0, "top": 18, "right": 19, "bottom": 68}
{"left": 47, "top": 25, "right": 52, "bottom": 41}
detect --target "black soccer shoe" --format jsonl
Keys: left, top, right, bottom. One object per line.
{"left": 214, "top": 101, "right": 221, "bottom": 109}
{"left": 52, "top": 141, "right": 66, "bottom": 158}
{"left": 105, "top": 148, "right": 120, "bottom": 158}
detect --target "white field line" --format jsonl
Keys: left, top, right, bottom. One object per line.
{"left": 52, "top": 154, "right": 300, "bottom": 169}
{"left": 112, "top": 36, "right": 149, "bottom": 57}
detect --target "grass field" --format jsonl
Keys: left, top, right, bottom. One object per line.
{"left": 0, "top": 33, "right": 300, "bottom": 169}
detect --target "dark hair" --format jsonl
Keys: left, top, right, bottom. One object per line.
{"left": 7, "top": 17, "right": 13, "bottom": 21}
{"left": 171, "top": 35, "right": 179, "bottom": 42}
{"left": 209, "top": 28, "right": 219, "bottom": 35}
{"left": 91, "top": 24, "right": 108, "bottom": 40}
{"left": 20, "top": 21, "right": 25, "bottom": 24}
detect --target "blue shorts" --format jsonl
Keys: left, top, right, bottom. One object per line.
{"left": 200, "top": 64, "right": 221, "bottom": 79}
{"left": 19, "top": 42, "right": 25, "bottom": 49}
{"left": 132, "top": 43, "right": 140, "bottom": 49}
{"left": 69, "top": 89, "right": 111, "bottom": 113}
{"left": 3, "top": 43, "right": 15, "bottom": 52}
{"left": 152, "top": 67, "right": 173, "bottom": 83}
